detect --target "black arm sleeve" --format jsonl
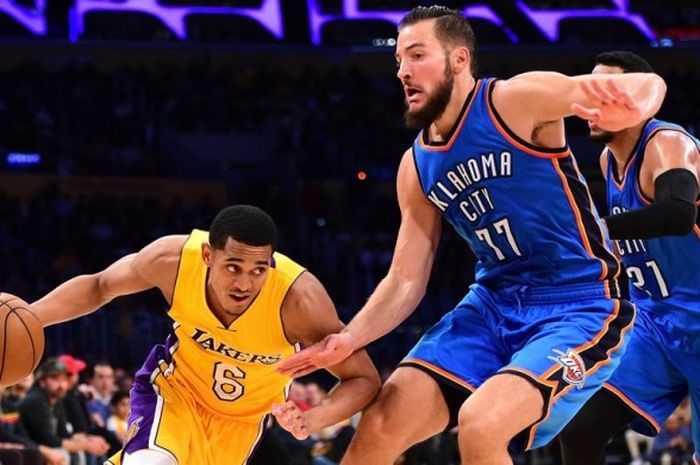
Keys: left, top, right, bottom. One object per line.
{"left": 604, "top": 168, "right": 698, "bottom": 240}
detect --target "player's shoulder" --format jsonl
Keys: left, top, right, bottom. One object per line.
{"left": 270, "top": 252, "right": 306, "bottom": 282}
{"left": 644, "top": 128, "right": 699, "bottom": 163}
{"left": 133, "top": 235, "right": 188, "bottom": 276}
{"left": 143, "top": 235, "right": 189, "bottom": 260}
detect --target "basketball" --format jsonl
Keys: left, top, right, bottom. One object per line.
{"left": 0, "top": 293, "right": 45, "bottom": 387}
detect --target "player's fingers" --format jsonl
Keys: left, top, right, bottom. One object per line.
{"left": 590, "top": 79, "right": 616, "bottom": 104}
{"left": 277, "top": 353, "right": 312, "bottom": 374}
{"left": 605, "top": 80, "right": 637, "bottom": 109}
{"left": 579, "top": 80, "right": 598, "bottom": 103}
{"left": 290, "top": 364, "right": 319, "bottom": 378}
{"left": 571, "top": 103, "right": 599, "bottom": 121}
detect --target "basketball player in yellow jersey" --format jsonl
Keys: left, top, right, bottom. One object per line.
{"left": 30, "top": 205, "right": 381, "bottom": 465}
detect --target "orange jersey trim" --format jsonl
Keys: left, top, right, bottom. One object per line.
{"left": 418, "top": 80, "right": 483, "bottom": 152}
{"left": 552, "top": 158, "right": 605, "bottom": 279}
{"left": 402, "top": 358, "right": 476, "bottom": 392}
{"left": 603, "top": 383, "right": 661, "bottom": 433}
{"left": 485, "top": 81, "right": 569, "bottom": 159}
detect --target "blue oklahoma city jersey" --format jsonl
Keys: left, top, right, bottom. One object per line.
{"left": 413, "top": 78, "right": 619, "bottom": 289}
{"left": 606, "top": 119, "right": 700, "bottom": 312}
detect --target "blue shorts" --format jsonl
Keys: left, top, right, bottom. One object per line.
{"left": 603, "top": 300, "right": 700, "bottom": 461}
{"left": 400, "top": 283, "right": 635, "bottom": 451}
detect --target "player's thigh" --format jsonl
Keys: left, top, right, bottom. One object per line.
{"left": 458, "top": 372, "right": 544, "bottom": 447}
{"left": 604, "top": 309, "right": 688, "bottom": 435}
{"left": 206, "top": 414, "right": 267, "bottom": 465}
{"left": 118, "top": 372, "right": 198, "bottom": 464}
{"left": 355, "top": 365, "right": 451, "bottom": 447}
{"left": 506, "top": 297, "right": 636, "bottom": 450}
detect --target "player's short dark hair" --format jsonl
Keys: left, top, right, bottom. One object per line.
{"left": 594, "top": 51, "right": 654, "bottom": 73}
{"left": 209, "top": 205, "right": 278, "bottom": 251}
{"left": 399, "top": 5, "right": 477, "bottom": 75}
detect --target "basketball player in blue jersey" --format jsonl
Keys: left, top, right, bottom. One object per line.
{"left": 559, "top": 51, "right": 700, "bottom": 465}
{"left": 278, "top": 6, "right": 667, "bottom": 465}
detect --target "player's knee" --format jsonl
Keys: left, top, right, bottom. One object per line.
{"left": 457, "top": 409, "right": 504, "bottom": 450}
{"left": 356, "top": 399, "right": 396, "bottom": 439}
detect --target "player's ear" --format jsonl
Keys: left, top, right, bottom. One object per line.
{"left": 452, "top": 46, "right": 469, "bottom": 74}
{"left": 201, "top": 242, "right": 214, "bottom": 267}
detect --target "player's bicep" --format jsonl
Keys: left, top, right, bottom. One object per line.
{"left": 493, "top": 72, "right": 583, "bottom": 130}
{"left": 96, "top": 235, "right": 184, "bottom": 301}
{"left": 390, "top": 150, "right": 442, "bottom": 285}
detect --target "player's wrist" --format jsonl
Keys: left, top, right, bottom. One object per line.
{"left": 340, "top": 326, "right": 362, "bottom": 351}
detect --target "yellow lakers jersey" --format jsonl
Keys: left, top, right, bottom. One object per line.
{"left": 164, "top": 230, "right": 303, "bottom": 421}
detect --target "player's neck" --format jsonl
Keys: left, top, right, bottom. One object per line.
{"left": 607, "top": 124, "right": 645, "bottom": 175}
{"left": 430, "top": 76, "right": 476, "bottom": 140}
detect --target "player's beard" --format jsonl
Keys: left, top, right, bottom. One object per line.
{"left": 590, "top": 130, "right": 615, "bottom": 144}
{"left": 404, "top": 60, "right": 454, "bottom": 129}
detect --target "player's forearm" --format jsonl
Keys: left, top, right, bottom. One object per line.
{"left": 344, "top": 273, "right": 426, "bottom": 350}
{"left": 32, "top": 274, "right": 110, "bottom": 327}
{"left": 304, "top": 374, "right": 380, "bottom": 433}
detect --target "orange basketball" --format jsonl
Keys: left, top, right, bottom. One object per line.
{"left": 0, "top": 293, "right": 45, "bottom": 387}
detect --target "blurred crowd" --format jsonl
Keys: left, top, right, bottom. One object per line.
{"left": 1, "top": 46, "right": 699, "bottom": 465}
{"left": 2, "top": 358, "right": 692, "bottom": 465}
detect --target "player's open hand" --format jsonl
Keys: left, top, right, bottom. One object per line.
{"left": 277, "top": 332, "right": 354, "bottom": 378}
{"left": 571, "top": 78, "right": 643, "bottom": 132}
{"left": 272, "top": 401, "right": 310, "bottom": 440}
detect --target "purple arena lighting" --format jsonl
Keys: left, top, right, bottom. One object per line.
{"left": 306, "top": 0, "right": 518, "bottom": 45}
{"left": 68, "top": 0, "right": 283, "bottom": 42}
{"left": 0, "top": 0, "right": 46, "bottom": 35}
{"left": 516, "top": 0, "right": 655, "bottom": 41}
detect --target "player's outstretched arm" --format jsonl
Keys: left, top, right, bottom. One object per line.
{"left": 273, "top": 271, "right": 381, "bottom": 439}
{"left": 33, "top": 235, "right": 185, "bottom": 327}
{"left": 494, "top": 71, "right": 666, "bottom": 134}
{"left": 278, "top": 149, "right": 442, "bottom": 377}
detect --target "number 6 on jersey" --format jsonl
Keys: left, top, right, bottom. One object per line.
{"left": 213, "top": 362, "right": 246, "bottom": 401}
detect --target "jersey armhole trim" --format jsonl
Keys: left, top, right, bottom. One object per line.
{"left": 486, "top": 79, "right": 569, "bottom": 158}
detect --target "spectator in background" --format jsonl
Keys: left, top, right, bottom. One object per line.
{"left": 105, "top": 391, "right": 129, "bottom": 444}
{"left": 2, "top": 375, "right": 34, "bottom": 413}
{"left": 60, "top": 355, "right": 122, "bottom": 458}
{"left": 85, "top": 362, "right": 115, "bottom": 427}
{"left": 18, "top": 358, "right": 110, "bottom": 465}
{"left": 305, "top": 382, "right": 325, "bottom": 408}
{"left": 288, "top": 381, "right": 311, "bottom": 412}
{"left": 1, "top": 382, "right": 66, "bottom": 465}
{"left": 113, "top": 369, "right": 133, "bottom": 393}
{"left": 649, "top": 414, "right": 692, "bottom": 465}
{"left": 625, "top": 428, "right": 654, "bottom": 465}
